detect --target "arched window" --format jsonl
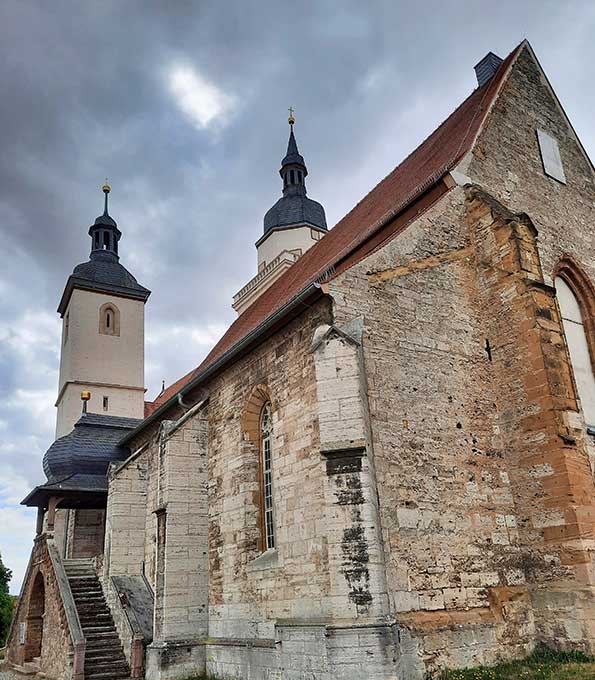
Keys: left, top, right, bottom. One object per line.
{"left": 241, "top": 385, "right": 277, "bottom": 553}
{"left": 555, "top": 272, "right": 595, "bottom": 426}
{"left": 99, "top": 303, "right": 120, "bottom": 336}
{"left": 260, "top": 402, "right": 275, "bottom": 550}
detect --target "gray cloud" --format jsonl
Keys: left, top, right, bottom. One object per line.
{"left": 1, "top": 0, "right": 594, "bottom": 592}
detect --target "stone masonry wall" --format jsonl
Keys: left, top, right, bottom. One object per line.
{"left": 70, "top": 509, "right": 106, "bottom": 558}
{"left": 462, "top": 45, "right": 595, "bottom": 290}
{"left": 328, "top": 187, "right": 536, "bottom": 673}
{"left": 103, "top": 452, "right": 150, "bottom": 668}
{"left": 105, "top": 454, "right": 149, "bottom": 578}
{"left": 464, "top": 187, "right": 595, "bottom": 650}
{"left": 460, "top": 44, "right": 595, "bottom": 651}
{"left": 204, "top": 299, "right": 333, "bottom": 640}
{"left": 6, "top": 537, "right": 73, "bottom": 680}
{"left": 152, "top": 409, "right": 209, "bottom": 643}
{"left": 323, "top": 43, "right": 595, "bottom": 672}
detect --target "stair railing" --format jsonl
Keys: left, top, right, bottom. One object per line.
{"left": 47, "top": 540, "right": 86, "bottom": 680}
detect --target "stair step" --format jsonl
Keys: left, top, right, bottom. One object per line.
{"left": 77, "top": 608, "right": 112, "bottom": 617}
{"left": 85, "top": 633, "right": 122, "bottom": 649}
{"left": 83, "top": 626, "right": 118, "bottom": 639}
{"left": 85, "top": 651, "right": 127, "bottom": 662}
{"left": 65, "top": 566, "right": 130, "bottom": 679}
{"left": 71, "top": 587, "right": 103, "bottom": 594}
{"left": 86, "top": 661, "right": 129, "bottom": 672}
{"left": 79, "top": 614, "right": 112, "bottom": 622}
{"left": 83, "top": 626, "right": 118, "bottom": 634}
{"left": 85, "top": 641, "right": 125, "bottom": 652}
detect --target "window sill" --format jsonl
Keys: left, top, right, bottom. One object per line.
{"left": 246, "top": 548, "right": 280, "bottom": 573}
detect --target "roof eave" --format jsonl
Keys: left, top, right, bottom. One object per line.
{"left": 119, "top": 281, "right": 326, "bottom": 446}
{"left": 256, "top": 222, "right": 328, "bottom": 248}
{"left": 57, "top": 275, "right": 151, "bottom": 317}
{"left": 21, "top": 485, "right": 108, "bottom": 508}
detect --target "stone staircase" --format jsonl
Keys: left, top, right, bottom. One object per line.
{"left": 64, "top": 559, "right": 131, "bottom": 680}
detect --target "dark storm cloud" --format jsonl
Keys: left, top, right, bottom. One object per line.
{"left": 1, "top": 0, "right": 594, "bottom": 591}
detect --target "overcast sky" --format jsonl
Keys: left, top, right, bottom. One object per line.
{"left": 1, "top": 1, "right": 594, "bottom": 594}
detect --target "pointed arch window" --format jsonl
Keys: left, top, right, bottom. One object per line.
{"left": 260, "top": 402, "right": 275, "bottom": 550}
{"left": 555, "top": 268, "right": 595, "bottom": 427}
{"left": 99, "top": 302, "right": 120, "bottom": 337}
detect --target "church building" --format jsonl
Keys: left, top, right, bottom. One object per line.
{"left": 5, "top": 40, "right": 595, "bottom": 680}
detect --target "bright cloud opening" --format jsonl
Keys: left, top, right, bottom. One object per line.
{"left": 167, "top": 64, "right": 234, "bottom": 129}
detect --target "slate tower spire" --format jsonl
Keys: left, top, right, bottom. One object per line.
{"left": 263, "top": 112, "right": 327, "bottom": 236}
{"left": 232, "top": 111, "right": 328, "bottom": 315}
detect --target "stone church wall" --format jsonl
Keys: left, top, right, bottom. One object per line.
{"left": 463, "top": 45, "right": 595, "bottom": 652}
{"left": 329, "top": 188, "right": 535, "bottom": 674}
{"left": 323, "top": 44, "right": 595, "bottom": 673}
{"left": 100, "top": 44, "right": 595, "bottom": 679}
{"left": 203, "top": 298, "right": 397, "bottom": 679}
{"left": 203, "top": 299, "right": 333, "bottom": 639}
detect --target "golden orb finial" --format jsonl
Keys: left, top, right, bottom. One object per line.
{"left": 288, "top": 106, "right": 295, "bottom": 126}
{"left": 102, "top": 178, "right": 111, "bottom": 194}
{"left": 81, "top": 390, "right": 91, "bottom": 401}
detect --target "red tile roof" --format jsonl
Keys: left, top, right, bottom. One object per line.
{"left": 152, "top": 45, "right": 520, "bottom": 410}
{"left": 144, "top": 400, "right": 159, "bottom": 418}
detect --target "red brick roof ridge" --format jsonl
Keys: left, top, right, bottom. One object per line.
{"left": 148, "top": 43, "right": 522, "bottom": 413}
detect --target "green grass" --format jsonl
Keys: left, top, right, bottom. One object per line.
{"left": 435, "top": 645, "right": 595, "bottom": 680}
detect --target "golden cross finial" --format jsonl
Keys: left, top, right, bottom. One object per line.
{"left": 288, "top": 106, "right": 295, "bottom": 126}
{"left": 102, "top": 177, "right": 110, "bottom": 194}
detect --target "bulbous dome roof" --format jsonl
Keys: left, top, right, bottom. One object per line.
{"left": 264, "top": 194, "right": 327, "bottom": 233}
{"left": 42, "top": 413, "right": 141, "bottom": 484}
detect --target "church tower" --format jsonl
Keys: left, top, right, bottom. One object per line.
{"left": 55, "top": 183, "right": 150, "bottom": 437}
{"left": 232, "top": 112, "right": 327, "bottom": 314}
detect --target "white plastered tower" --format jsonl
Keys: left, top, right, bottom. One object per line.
{"left": 55, "top": 183, "right": 150, "bottom": 437}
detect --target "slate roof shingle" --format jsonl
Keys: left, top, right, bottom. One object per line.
{"left": 42, "top": 412, "right": 141, "bottom": 486}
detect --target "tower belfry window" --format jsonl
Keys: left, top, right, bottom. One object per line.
{"left": 99, "top": 303, "right": 120, "bottom": 336}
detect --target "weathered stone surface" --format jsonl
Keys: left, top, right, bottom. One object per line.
{"left": 96, "top": 43, "right": 595, "bottom": 679}
{"left": 5, "top": 537, "right": 75, "bottom": 680}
